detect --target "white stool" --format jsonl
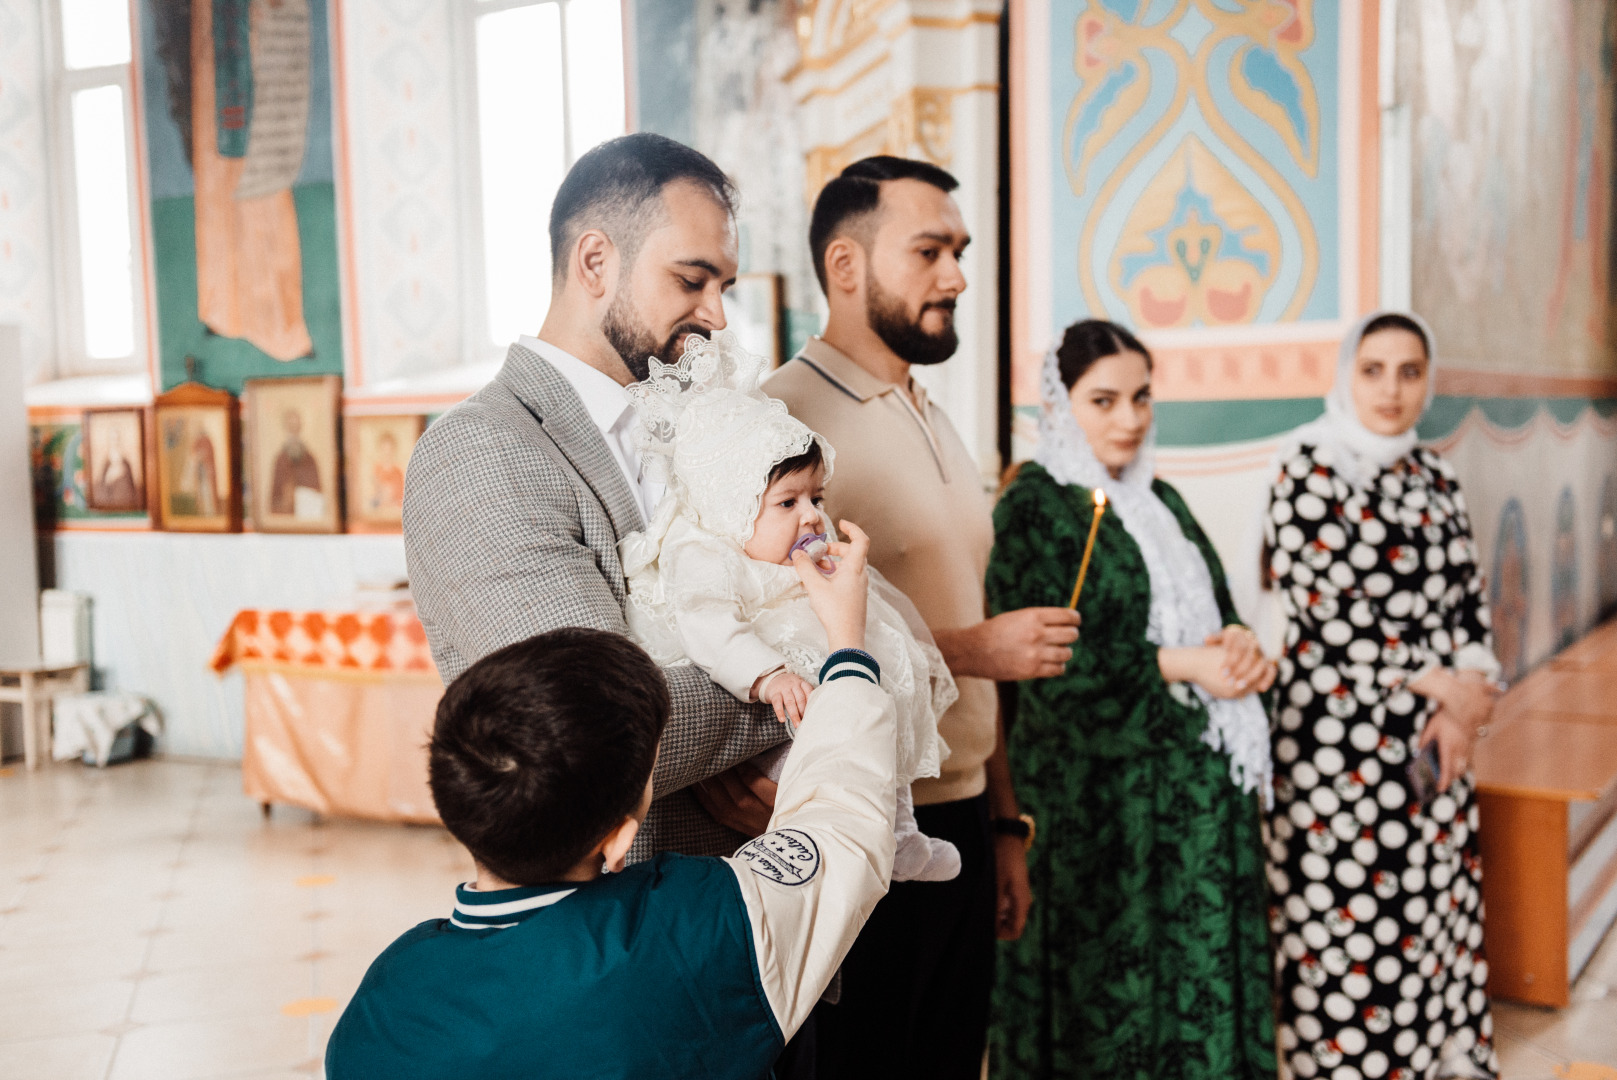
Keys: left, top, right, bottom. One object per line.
{"left": 0, "top": 663, "right": 91, "bottom": 770}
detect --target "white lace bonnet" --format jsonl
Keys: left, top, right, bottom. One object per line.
{"left": 627, "top": 332, "right": 835, "bottom": 543}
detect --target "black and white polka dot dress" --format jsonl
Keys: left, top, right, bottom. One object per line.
{"left": 1264, "top": 444, "right": 1497, "bottom": 1080}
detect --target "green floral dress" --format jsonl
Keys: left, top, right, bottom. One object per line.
{"left": 987, "top": 462, "right": 1276, "bottom": 1080}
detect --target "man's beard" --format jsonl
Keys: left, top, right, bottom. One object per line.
{"left": 602, "top": 287, "right": 704, "bottom": 382}
{"left": 866, "top": 277, "right": 958, "bottom": 367}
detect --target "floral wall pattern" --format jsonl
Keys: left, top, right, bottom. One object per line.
{"left": 1056, "top": 0, "right": 1340, "bottom": 330}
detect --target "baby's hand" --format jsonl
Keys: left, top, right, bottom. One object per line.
{"left": 762, "top": 671, "right": 814, "bottom": 727}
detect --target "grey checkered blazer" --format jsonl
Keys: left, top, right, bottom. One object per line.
{"left": 403, "top": 343, "right": 784, "bottom": 861}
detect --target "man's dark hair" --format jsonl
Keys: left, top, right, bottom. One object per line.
{"left": 767, "top": 439, "right": 825, "bottom": 487}
{"left": 549, "top": 133, "right": 737, "bottom": 285}
{"left": 428, "top": 628, "right": 669, "bottom": 886}
{"left": 808, "top": 156, "right": 959, "bottom": 295}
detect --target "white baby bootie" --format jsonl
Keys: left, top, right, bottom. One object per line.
{"left": 890, "top": 784, "right": 962, "bottom": 883}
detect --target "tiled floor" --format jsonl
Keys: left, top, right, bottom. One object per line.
{"left": 0, "top": 759, "right": 472, "bottom": 1079}
{"left": 1, "top": 759, "right": 1614, "bottom": 1079}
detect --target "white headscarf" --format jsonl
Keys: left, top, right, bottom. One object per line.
{"left": 1275, "top": 310, "right": 1437, "bottom": 490}
{"left": 1230, "top": 311, "right": 1438, "bottom": 628}
{"left": 1032, "top": 342, "right": 1272, "bottom": 803}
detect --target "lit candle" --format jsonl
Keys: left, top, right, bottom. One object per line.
{"left": 1067, "top": 488, "right": 1108, "bottom": 609}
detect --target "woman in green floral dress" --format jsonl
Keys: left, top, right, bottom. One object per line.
{"left": 988, "top": 320, "right": 1278, "bottom": 1080}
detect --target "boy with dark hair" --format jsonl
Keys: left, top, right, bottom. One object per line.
{"left": 326, "top": 528, "right": 896, "bottom": 1079}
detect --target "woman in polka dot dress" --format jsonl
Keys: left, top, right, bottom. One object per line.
{"left": 1262, "top": 312, "right": 1504, "bottom": 1080}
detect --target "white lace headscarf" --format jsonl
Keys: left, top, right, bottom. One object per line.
{"left": 1033, "top": 339, "right": 1272, "bottom": 804}
{"left": 627, "top": 331, "right": 833, "bottom": 545}
{"left": 1275, "top": 310, "right": 1437, "bottom": 490}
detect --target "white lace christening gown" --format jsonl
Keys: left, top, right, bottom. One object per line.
{"left": 622, "top": 511, "right": 954, "bottom": 793}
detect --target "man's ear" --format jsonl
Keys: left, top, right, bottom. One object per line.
{"left": 823, "top": 234, "right": 864, "bottom": 298}
{"left": 597, "top": 815, "right": 641, "bottom": 874}
{"left": 570, "top": 229, "right": 616, "bottom": 301}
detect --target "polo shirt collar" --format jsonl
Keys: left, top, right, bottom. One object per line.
{"left": 798, "top": 337, "right": 927, "bottom": 408}
{"left": 451, "top": 881, "right": 579, "bottom": 931}
{"left": 517, "top": 335, "right": 635, "bottom": 436}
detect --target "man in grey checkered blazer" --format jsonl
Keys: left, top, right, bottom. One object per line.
{"left": 404, "top": 135, "right": 785, "bottom": 862}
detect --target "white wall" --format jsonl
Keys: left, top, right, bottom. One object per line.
{"left": 0, "top": 0, "right": 59, "bottom": 386}
{"left": 0, "top": 325, "right": 41, "bottom": 666}
{"left": 53, "top": 532, "right": 410, "bottom": 758}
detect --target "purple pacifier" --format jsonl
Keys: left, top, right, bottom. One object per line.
{"left": 790, "top": 531, "right": 832, "bottom": 567}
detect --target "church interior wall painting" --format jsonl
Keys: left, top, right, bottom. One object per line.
{"left": 1403, "top": 0, "right": 1616, "bottom": 379}
{"left": 1010, "top": 0, "right": 1379, "bottom": 437}
{"left": 138, "top": 0, "right": 349, "bottom": 395}
{"left": 1011, "top": 0, "right": 1617, "bottom": 681}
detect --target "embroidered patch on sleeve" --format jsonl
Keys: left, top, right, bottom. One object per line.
{"left": 734, "top": 829, "right": 821, "bottom": 886}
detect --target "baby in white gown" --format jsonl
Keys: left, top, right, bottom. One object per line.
{"left": 620, "top": 333, "right": 960, "bottom": 882}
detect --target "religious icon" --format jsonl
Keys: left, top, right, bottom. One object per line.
{"left": 153, "top": 382, "right": 241, "bottom": 532}
{"left": 1489, "top": 499, "right": 1531, "bottom": 682}
{"left": 344, "top": 415, "right": 425, "bottom": 532}
{"left": 82, "top": 408, "right": 148, "bottom": 513}
{"left": 245, "top": 375, "right": 343, "bottom": 533}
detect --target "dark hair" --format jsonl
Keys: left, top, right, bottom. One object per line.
{"left": 1359, "top": 313, "right": 1430, "bottom": 358}
{"left": 808, "top": 156, "right": 960, "bottom": 295}
{"left": 1054, "top": 319, "right": 1153, "bottom": 390}
{"left": 428, "top": 628, "right": 669, "bottom": 885}
{"left": 767, "top": 439, "right": 825, "bottom": 487}
{"left": 548, "top": 133, "right": 738, "bottom": 285}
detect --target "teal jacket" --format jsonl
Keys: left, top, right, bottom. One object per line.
{"left": 326, "top": 654, "right": 897, "bottom": 1079}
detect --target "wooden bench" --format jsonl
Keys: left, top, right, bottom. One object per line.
{"left": 1475, "top": 621, "right": 1617, "bottom": 1007}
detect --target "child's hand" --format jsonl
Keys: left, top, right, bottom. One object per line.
{"left": 763, "top": 671, "right": 814, "bottom": 727}
{"left": 793, "top": 519, "right": 869, "bottom": 653}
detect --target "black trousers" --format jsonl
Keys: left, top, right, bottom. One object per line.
{"left": 810, "top": 793, "right": 996, "bottom": 1079}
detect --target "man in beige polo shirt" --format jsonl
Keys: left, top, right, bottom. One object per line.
{"left": 763, "top": 157, "right": 1081, "bottom": 1079}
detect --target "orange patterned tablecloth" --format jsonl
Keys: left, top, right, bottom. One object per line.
{"left": 212, "top": 609, "right": 443, "bottom": 824}
{"left": 210, "top": 608, "right": 437, "bottom": 680}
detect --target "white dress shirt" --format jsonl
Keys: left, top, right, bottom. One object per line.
{"left": 518, "top": 335, "right": 664, "bottom": 522}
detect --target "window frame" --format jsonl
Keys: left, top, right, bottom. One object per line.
{"left": 43, "top": 0, "right": 149, "bottom": 380}
{"left": 452, "top": 0, "right": 626, "bottom": 365}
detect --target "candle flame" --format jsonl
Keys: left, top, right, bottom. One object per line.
{"left": 1095, "top": 488, "right": 1108, "bottom": 508}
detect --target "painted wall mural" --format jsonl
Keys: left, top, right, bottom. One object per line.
{"left": 1056, "top": 0, "right": 1339, "bottom": 330}
{"left": 140, "top": 0, "right": 346, "bottom": 393}
{"left": 1553, "top": 486, "right": 1580, "bottom": 651}
{"left": 1490, "top": 497, "right": 1530, "bottom": 682}
{"left": 1403, "top": 0, "right": 1616, "bottom": 375}
{"left": 0, "top": 0, "right": 57, "bottom": 384}
{"left": 1601, "top": 473, "right": 1617, "bottom": 620}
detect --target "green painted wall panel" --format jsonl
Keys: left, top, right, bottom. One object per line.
{"left": 151, "top": 183, "right": 345, "bottom": 395}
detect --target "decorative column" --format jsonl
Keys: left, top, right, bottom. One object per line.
{"left": 788, "top": 0, "right": 1004, "bottom": 480}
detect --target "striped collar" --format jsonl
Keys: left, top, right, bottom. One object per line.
{"left": 450, "top": 882, "right": 579, "bottom": 931}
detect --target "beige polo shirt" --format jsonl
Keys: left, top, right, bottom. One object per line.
{"left": 765, "top": 338, "right": 996, "bottom": 805}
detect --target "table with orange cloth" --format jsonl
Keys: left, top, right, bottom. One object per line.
{"left": 210, "top": 608, "right": 443, "bottom": 824}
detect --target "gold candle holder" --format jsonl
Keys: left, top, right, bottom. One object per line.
{"left": 1067, "top": 488, "right": 1108, "bottom": 609}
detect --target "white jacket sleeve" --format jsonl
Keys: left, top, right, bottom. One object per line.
{"left": 722, "top": 651, "right": 897, "bottom": 1040}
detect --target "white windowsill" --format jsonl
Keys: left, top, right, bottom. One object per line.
{"left": 25, "top": 373, "right": 153, "bottom": 408}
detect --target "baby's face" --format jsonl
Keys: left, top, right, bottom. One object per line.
{"left": 743, "top": 464, "right": 827, "bottom": 565}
